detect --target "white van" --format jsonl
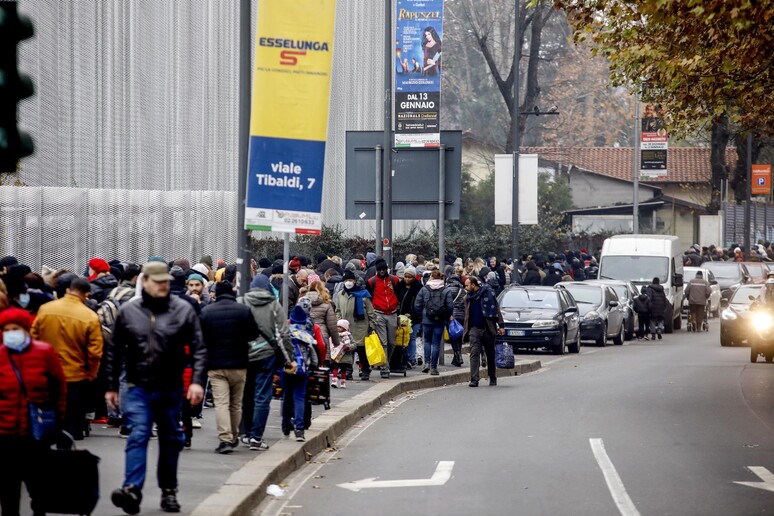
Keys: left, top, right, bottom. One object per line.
{"left": 598, "top": 235, "right": 685, "bottom": 333}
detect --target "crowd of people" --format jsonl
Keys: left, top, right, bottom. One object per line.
{"left": 0, "top": 241, "right": 758, "bottom": 514}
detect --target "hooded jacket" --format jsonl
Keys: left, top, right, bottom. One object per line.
{"left": 307, "top": 291, "right": 340, "bottom": 348}
{"left": 240, "top": 288, "right": 293, "bottom": 364}
{"left": 445, "top": 276, "right": 467, "bottom": 321}
{"left": 645, "top": 283, "right": 668, "bottom": 316}
{"left": 413, "top": 279, "right": 454, "bottom": 325}
{"left": 633, "top": 292, "right": 651, "bottom": 315}
{"left": 90, "top": 273, "right": 119, "bottom": 304}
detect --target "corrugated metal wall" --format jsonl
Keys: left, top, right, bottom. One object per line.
{"left": 5, "top": 0, "right": 429, "bottom": 271}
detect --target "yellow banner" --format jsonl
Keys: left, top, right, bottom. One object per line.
{"left": 250, "top": 0, "right": 336, "bottom": 142}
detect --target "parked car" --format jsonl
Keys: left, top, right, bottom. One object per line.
{"left": 556, "top": 283, "right": 625, "bottom": 346}
{"left": 702, "top": 262, "right": 752, "bottom": 300}
{"left": 741, "top": 262, "right": 768, "bottom": 284}
{"left": 682, "top": 266, "right": 722, "bottom": 317}
{"left": 497, "top": 286, "right": 581, "bottom": 355}
{"left": 719, "top": 284, "right": 763, "bottom": 347}
{"left": 583, "top": 279, "right": 639, "bottom": 340}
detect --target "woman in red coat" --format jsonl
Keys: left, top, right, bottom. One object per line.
{"left": 0, "top": 307, "right": 67, "bottom": 516}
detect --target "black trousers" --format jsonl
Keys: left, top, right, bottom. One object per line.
{"left": 637, "top": 315, "right": 651, "bottom": 338}
{"left": 66, "top": 380, "right": 90, "bottom": 440}
{"left": 0, "top": 436, "right": 44, "bottom": 516}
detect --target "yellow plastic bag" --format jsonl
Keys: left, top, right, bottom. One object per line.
{"left": 395, "top": 325, "right": 411, "bottom": 347}
{"left": 443, "top": 327, "right": 450, "bottom": 342}
{"left": 364, "top": 332, "right": 387, "bottom": 367}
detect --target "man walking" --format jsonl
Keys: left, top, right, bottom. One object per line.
{"left": 685, "top": 271, "right": 711, "bottom": 331}
{"left": 31, "top": 277, "right": 103, "bottom": 440}
{"left": 105, "top": 261, "right": 207, "bottom": 514}
{"left": 200, "top": 281, "right": 259, "bottom": 454}
{"left": 462, "top": 276, "right": 504, "bottom": 387}
{"left": 367, "top": 259, "right": 399, "bottom": 378}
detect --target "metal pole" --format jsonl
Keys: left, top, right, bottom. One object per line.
{"left": 383, "top": 0, "right": 393, "bottom": 267}
{"left": 237, "top": 0, "right": 252, "bottom": 295}
{"left": 438, "top": 144, "right": 446, "bottom": 366}
{"left": 282, "top": 232, "right": 290, "bottom": 320}
{"left": 375, "top": 145, "right": 383, "bottom": 255}
{"left": 745, "top": 133, "right": 752, "bottom": 257}
{"left": 511, "top": 0, "right": 520, "bottom": 261}
{"left": 633, "top": 92, "right": 640, "bottom": 235}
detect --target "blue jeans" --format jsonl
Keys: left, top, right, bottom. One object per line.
{"left": 423, "top": 323, "right": 445, "bottom": 369}
{"left": 247, "top": 357, "right": 276, "bottom": 440}
{"left": 123, "top": 386, "right": 184, "bottom": 490}
{"left": 108, "top": 367, "right": 128, "bottom": 420}
{"left": 407, "top": 323, "right": 421, "bottom": 365}
{"left": 281, "top": 371, "right": 308, "bottom": 432}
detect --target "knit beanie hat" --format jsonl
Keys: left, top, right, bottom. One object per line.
{"left": 187, "top": 273, "right": 207, "bottom": 285}
{"left": 296, "top": 296, "right": 313, "bottom": 315}
{"left": 342, "top": 270, "right": 357, "bottom": 281}
{"left": 404, "top": 266, "right": 416, "bottom": 277}
{"left": 0, "top": 307, "right": 33, "bottom": 331}
{"left": 192, "top": 263, "right": 209, "bottom": 276}
{"left": 88, "top": 257, "right": 110, "bottom": 274}
{"left": 307, "top": 273, "right": 321, "bottom": 286}
{"left": 337, "top": 319, "right": 350, "bottom": 331}
{"left": 289, "top": 305, "right": 307, "bottom": 324}
{"left": 250, "top": 274, "right": 272, "bottom": 292}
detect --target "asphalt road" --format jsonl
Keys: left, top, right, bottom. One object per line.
{"left": 259, "top": 319, "right": 774, "bottom": 516}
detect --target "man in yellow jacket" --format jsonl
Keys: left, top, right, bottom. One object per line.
{"left": 32, "top": 276, "right": 103, "bottom": 439}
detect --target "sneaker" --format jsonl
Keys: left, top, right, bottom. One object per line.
{"left": 339, "top": 379, "right": 347, "bottom": 389}
{"left": 282, "top": 426, "right": 292, "bottom": 436}
{"left": 91, "top": 417, "right": 109, "bottom": 425}
{"left": 204, "top": 400, "right": 214, "bottom": 409}
{"left": 380, "top": 370, "right": 390, "bottom": 379}
{"left": 294, "top": 430, "right": 305, "bottom": 442}
{"left": 331, "top": 377, "right": 339, "bottom": 388}
{"left": 489, "top": 378, "right": 497, "bottom": 386}
{"left": 643, "top": 335, "right": 649, "bottom": 341}
{"left": 417, "top": 356, "right": 423, "bottom": 366}
{"left": 422, "top": 366, "right": 430, "bottom": 373}
{"left": 240, "top": 435, "right": 251, "bottom": 445}
{"left": 119, "top": 426, "right": 131, "bottom": 439}
{"left": 249, "top": 438, "right": 269, "bottom": 451}
{"left": 111, "top": 485, "right": 142, "bottom": 515}
{"left": 192, "top": 420, "right": 202, "bottom": 429}
{"left": 430, "top": 368, "right": 439, "bottom": 376}
{"left": 214, "top": 442, "right": 233, "bottom": 454}
{"left": 229, "top": 438, "right": 239, "bottom": 449}
{"left": 160, "top": 488, "right": 180, "bottom": 513}
{"left": 468, "top": 380, "right": 479, "bottom": 387}
{"left": 657, "top": 333, "right": 662, "bottom": 340}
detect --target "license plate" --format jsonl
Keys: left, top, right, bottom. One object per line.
{"left": 508, "top": 330, "right": 526, "bottom": 337}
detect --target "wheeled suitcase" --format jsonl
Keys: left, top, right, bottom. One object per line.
{"left": 389, "top": 344, "right": 408, "bottom": 376}
{"left": 307, "top": 367, "right": 331, "bottom": 409}
{"left": 36, "top": 433, "right": 100, "bottom": 515}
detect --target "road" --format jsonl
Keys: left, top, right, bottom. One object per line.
{"left": 258, "top": 319, "right": 774, "bottom": 516}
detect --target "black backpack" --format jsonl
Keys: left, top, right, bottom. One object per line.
{"left": 424, "top": 286, "right": 447, "bottom": 321}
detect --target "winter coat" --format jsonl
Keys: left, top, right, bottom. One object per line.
{"left": 445, "top": 277, "right": 467, "bottom": 321}
{"left": 632, "top": 293, "right": 651, "bottom": 315}
{"left": 287, "top": 275, "right": 302, "bottom": 309}
{"left": 396, "top": 278, "right": 423, "bottom": 324}
{"left": 334, "top": 289, "right": 378, "bottom": 354}
{"left": 90, "top": 274, "right": 119, "bottom": 304}
{"left": 414, "top": 280, "right": 454, "bottom": 325}
{"left": 307, "top": 291, "right": 340, "bottom": 349}
{"left": 645, "top": 284, "right": 668, "bottom": 317}
{"left": 522, "top": 270, "right": 542, "bottom": 286}
{"left": 326, "top": 274, "right": 343, "bottom": 299}
{"left": 200, "top": 294, "right": 260, "bottom": 370}
{"left": 239, "top": 288, "right": 293, "bottom": 364}
{"left": 31, "top": 294, "right": 103, "bottom": 382}
{"left": 367, "top": 274, "right": 400, "bottom": 313}
{"left": 685, "top": 278, "right": 712, "bottom": 306}
{"left": 462, "top": 284, "right": 504, "bottom": 340}
{"left": 288, "top": 324, "right": 320, "bottom": 371}
{"left": 0, "top": 341, "right": 67, "bottom": 436}
{"left": 542, "top": 269, "right": 562, "bottom": 287}
{"left": 107, "top": 295, "right": 207, "bottom": 392}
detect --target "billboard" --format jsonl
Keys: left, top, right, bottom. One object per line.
{"left": 244, "top": 0, "right": 337, "bottom": 234}
{"left": 394, "top": 0, "right": 443, "bottom": 148}
{"left": 752, "top": 164, "right": 772, "bottom": 196}
{"left": 494, "top": 154, "right": 539, "bottom": 225}
{"left": 640, "top": 102, "right": 668, "bottom": 178}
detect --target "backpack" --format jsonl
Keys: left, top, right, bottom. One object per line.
{"left": 96, "top": 287, "right": 132, "bottom": 343}
{"left": 424, "top": 286, "right": 448, "bottom": 321}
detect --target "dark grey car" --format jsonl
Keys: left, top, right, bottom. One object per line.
{"left": 583, "top": 279, "right": 639, "bottom": 340}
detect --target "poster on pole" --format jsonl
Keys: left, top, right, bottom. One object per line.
{"left": 494, "top": 154, "right": 539, "bottom": 225}
{"left": 244, "top": 0, "right": 337, "bottom": 235}
{"left": 640, "top": 102, "right": 668, "bottom": 178}
{"left": 752, "top": 164, "right": 772, "bottom": 196}
{"left": 394, "top": 0, "right": 444, "bottom": 148}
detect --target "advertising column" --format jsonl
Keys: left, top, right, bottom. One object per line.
{"left": 244, "top": 0, "right": 337, "bottom": 234}
{"left": 640, "top": 102, "right": 668, "bottom": 178}
{"left": 394, "top": 0, "right": 444, "bottom": 148}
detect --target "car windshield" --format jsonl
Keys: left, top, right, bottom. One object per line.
{"left": 611, "top": 285, "right": 628, "bottom": 301}
{"left": 500, "top": 290, "right": 559, "bottom": 309}
{"left": 703, "top": 263, "right": 742, "bottom": 280}
{"left": 730, "top": 286, "right": 762, "bottom": 305}
{"left": 563, "top": 286, "right": 602, "bottom": 305}
{"left": 598, "top": 256, "right": 669, "bottom": 283}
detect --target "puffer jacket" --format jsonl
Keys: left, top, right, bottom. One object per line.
{"left": 445, "top": 276, "right": 466, "bottom": 321}
{"left": 307, "top": 292, "right": 340, "bottom": 348}
{"left": 200, "top": 294, "right": 260, "bottom": 370}
{"left": 633, "top": 293, "right": 651, "bottom": 315}
{"left": 107, "top": 295, "right": 207, "bottom": 392}
{"left": 0, "top": 341, "right": 67, "bottom": 436}
{"left": 90, "top": 273, "right": 119, "bottom": 304}
{"left": 645, "top": 284, "right": 668, "bottom": 316}
{"left": 240, "top": 288, "right": 293, "bottom": 364}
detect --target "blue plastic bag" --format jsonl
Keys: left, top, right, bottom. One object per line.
{"left": 495, "top": 343, "right": 515, "bottom": 369}
{"left": 448, "top": 319, "right": 464, "bottom": 340}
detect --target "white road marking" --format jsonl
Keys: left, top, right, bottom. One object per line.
{"left": 734, "top": 467, "right": 774, "bottom": 493}
{"left": 337, "top": 461, "right": 454, "bottom": 492}
{"left": 589, "top": 438, "right": 641, "bottom": 516}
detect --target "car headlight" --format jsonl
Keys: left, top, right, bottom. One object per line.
{"left": 532, "top": 320, "right": 559, "bottom": 328}
{"left": 721, "top": 309, "right": 737, "bottom": 321}
{"left": 751, "top": 311, "right": 773, "bottom": 330}
{"left": 584, "top": 311, "right": 600, "bottom": 321}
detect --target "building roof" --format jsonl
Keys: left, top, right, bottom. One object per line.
{"left": 520, "top": 146, "right": 738, "bottom": 184}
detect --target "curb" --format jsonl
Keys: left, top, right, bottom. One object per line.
{"left": 190, "top": 358, "right": 541, "bottom": 516}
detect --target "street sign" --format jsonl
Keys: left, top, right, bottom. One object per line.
{"left": 751, "top": 164, "right": 771, "bottom": 196}
{"left": 338, "top": 461, "right": 454, "bottom": 492}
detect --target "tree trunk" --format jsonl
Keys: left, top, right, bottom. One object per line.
{"left": 732, "top": 133, "right": 764, "bottom": 202}
{"left": 708, "top": 116, "right": 730, "bottom": 214}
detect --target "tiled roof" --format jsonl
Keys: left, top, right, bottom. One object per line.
{"left": 521, "top": 146, "right": 738, "bottom": 184}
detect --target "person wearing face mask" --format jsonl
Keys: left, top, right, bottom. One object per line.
{"left": 335, "top": 271, "right": 378, "bottom": 381}
{"left": 0, "top": 307, "right": 67, "bottom": 516}
{"left": 31, "top": 277, "right": 103, "bottom": 440}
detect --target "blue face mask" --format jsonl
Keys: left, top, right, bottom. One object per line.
{"left": 3, "top": 330, "right": 30, "bottom": 352}
{"left": 18, "top": 293, "right": 30, "bottom": 308}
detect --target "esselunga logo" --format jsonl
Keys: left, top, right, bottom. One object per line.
{"left": 259, "top": 37, "right": 331, "bottom": 66}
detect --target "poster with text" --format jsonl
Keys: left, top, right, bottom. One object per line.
{"left": 640, "top": 102, "right": 668, "bottom": 178}
{"left": 394, "top": 0, "right": 444, "bottom": 148}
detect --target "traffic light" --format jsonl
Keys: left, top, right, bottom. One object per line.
{"left": 0, "top": 1, "right": 35, "bottom": 173}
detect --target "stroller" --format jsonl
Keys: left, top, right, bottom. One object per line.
{"left": 686, "top": 301, "right": 710, "bottom": 332}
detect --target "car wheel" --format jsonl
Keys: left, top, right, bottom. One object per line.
{"left": 612, "top": 322, "right": 624, "bottom": 345}
{"left": 596, "top": 324, "right": 607, "bottom": 347}
{"left": 553, "top": 330, "right": 566, "bottom": 355}
{"left": 720, "top": 334, "right": 733, "bottom": 347}
{"left": 751, "top": 346, "right": 758, "bottom": 363}
{"left": 568, "top": 330, "right": 581, "bottom": 353}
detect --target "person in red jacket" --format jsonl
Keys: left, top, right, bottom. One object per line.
{"left": 366, "top": 259, "right": 399, "bottom": 378}
{"left": 0, "top": 307, "right": 67, "bottom": 516}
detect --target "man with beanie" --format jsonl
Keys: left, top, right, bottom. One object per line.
{"left": 31, "top": 277, "right": 103, "bottom": 439}
{"left": 105, "top": 261, "right": 207, "bottom": 514}
{"left": 283, "top": 305, "right": 319, "bottom": 442}
{"left": 200, "top": 281, "right": 259, "bottom": 454}
{"left": 685, "top": 271, "right": 711, "bottom": 331}
{"left": 366, "top": 259, "right": 399, "bottom": 378}
{"left": 240, "top": 274, "right": 293, "bottom": 451}
{"left": 186, "top": 273, "right": 210, "bottom": 309}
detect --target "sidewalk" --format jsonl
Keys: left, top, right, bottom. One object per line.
{"left": 21, "top": 347, "right": 541, "bottom": 516}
